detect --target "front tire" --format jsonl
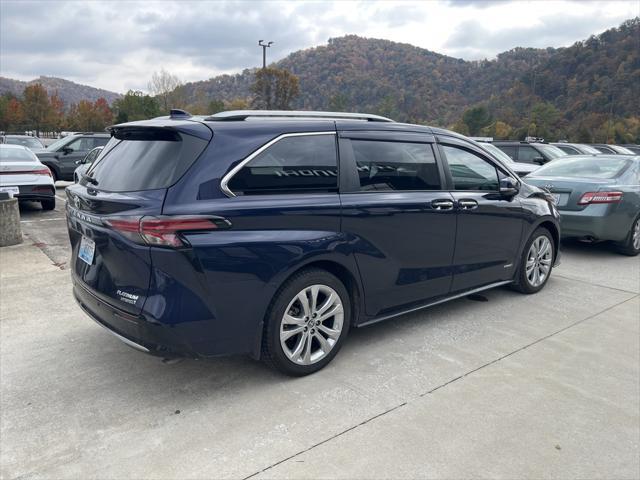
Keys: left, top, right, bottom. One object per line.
{"left": 262, "top": 268, "right": 351, "bottom": 376}
{"left": 512, "top": 227, "right": 555, "bottom": 294}
{"left": 616, "top": 216, "right": 640, "bottom": 256}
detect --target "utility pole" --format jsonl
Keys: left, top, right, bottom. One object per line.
{"left": 258, "top": 40, "right": 274, "bottom": 69}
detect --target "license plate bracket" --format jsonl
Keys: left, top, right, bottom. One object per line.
{"left": 0, "top": 186, "right": 20, "bottom": 197}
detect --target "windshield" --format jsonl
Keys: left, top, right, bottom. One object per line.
{"left": 47, "top": 136, "right": 74, "bottom": 151}
{"left": 611, "top": 145, "right": 635, "bottom": 155}
{"left": 535, "top": 144, "right": 567, "bottom": 159}
{"left": 6, "top": 137, "right": 43, "bottom": 149}
{"left": 576, "top": 144, "right": 600, "bottom": 154}
{"left": 532, "top": 157, "right": 630, "bottom": 179}
{"left": 479, "top": 143, "right": 513, "bottom": 164}
{"left": 0, "top": 147, "right": 37, "bottom": 162}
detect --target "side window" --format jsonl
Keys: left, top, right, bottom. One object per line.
{"left": 227, "top": 134, "right": 338, "bottom": 195}
{"left": 497, "top": 145, "right": 516, "bottom": 159}
{"left": 518, "top": 145, "right": 542, "bottom": 163}
{"left": 350, "top": 140, "right": 440, "bottom": 191}
{"left": 556, "top": 145, "right": 577, "bottom": 155}
{"left": 442, "top": 145, "right": 499, "bottom": 191}
{"left": 93, "top": 137, "right": 109, "bottom": 148}
{"left": 65, "top": 139, "right": 83, "bottom": 152}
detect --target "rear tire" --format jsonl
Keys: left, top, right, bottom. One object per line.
{"left": 262, "top": 268, "right": 351, "bottom": 376}
{"left": 616, "top": 216, "right": 640, "bottom": 256}
{"left": 41, "top": 198, "right": 55, "bottom": 211}
{"left": 512, "top": 227, "right": 555, "bottom": 294}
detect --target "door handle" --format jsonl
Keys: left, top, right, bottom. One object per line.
{"left": 458, "top": 199, "right": 479, "bottom": 210}
{"left": 431, "top": 199, "right": 455, "bottom": 211}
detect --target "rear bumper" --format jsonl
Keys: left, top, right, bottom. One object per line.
{"left": 72, "top": 276, "right": 194, "bottom": 358}
{"left": 17, "top": 184, "right": 55, "bottom": 201}
{"left": 559, "top": 207, "right": 628, "bottom": 242}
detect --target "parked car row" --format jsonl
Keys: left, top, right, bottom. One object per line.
{"left": 6, "top": 110, "right": 637, "bottom": 377}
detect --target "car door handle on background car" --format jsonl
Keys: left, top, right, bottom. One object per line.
{"left": 458, "top": 199, "right": 479, "bottom": 210}
{"left": 431, "top": 199, "right": 455, "bottom": 210}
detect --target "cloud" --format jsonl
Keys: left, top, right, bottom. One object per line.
{"left": 443, "top": 12, "right": 635, "bottom": 59}
{"left": 1, "top": 0, "right": 637, "bottom": 92}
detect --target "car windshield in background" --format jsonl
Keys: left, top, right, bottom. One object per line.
{"left": 46, "top": 136, "right": 73, "bottom": 151}
{"left": 577, "top": 144, "right": 601, "bottom": 154}
{"left": 536, "top": 144, "right": 567, "bottom": 159}
{"left": 85, "top": 130, "right": 208, "bottom": 192}
{"left": 6, "top": 137, "right": 43, "bottom": 149}
{"left": 612, "top": 145, "right": 635, "bottom": 155}
{"left": 479, "top": 143, "right": 514, "bottom": 164}
{"left": 0, "top": 147, "right": 36, "bottom": 162}
{"left": 533, "top": 157, "right": 630, "bottom": 179}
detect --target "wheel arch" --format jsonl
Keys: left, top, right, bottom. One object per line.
{"left": 250, "top": 256, "right": 364, "bottom": 360}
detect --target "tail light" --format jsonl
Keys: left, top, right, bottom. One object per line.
{"left": 578, "top": 191, "right": 623, "bottom": 205}
{"left": 34, "top": 168, "right": 52, "bottom": 177}
{"left": 0, "top": 168, "right": 51, "bottom": 176}
{"left": 104, "top": 215, "right": 231, "bottom": 248}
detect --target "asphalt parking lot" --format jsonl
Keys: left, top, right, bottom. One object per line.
{"left": 1, "top": 184, "right": 639, "bottom": 479}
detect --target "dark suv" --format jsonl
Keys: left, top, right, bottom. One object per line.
{"left": 66, "top": 110, "right": 560, "bottom": 375}
{"left": 37, "top": 133, "right": 110, "bottom": 181}
{"left": 493, "top": 141, "right": 567, "bottom": 165}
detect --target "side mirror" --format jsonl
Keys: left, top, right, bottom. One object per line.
{"left": 533, "top": 156, "right": 545, "bottom": 165}
{"left": 500, "top": 177, "right": 520, "bottom": 196}
{"left": 62, "top": 146, "right": 73, "bottom": 155}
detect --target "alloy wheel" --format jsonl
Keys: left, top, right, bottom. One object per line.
{"left": 633, "top": 219, "right": 640, "bottom": 251}
{"left": 280, "top": 284, "right": 344, "bottom": 365}
{"left": 526, "top": 235, "right": 553, "bottom": 288}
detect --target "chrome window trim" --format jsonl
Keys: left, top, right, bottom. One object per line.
{"left": 220, "top": 131, "right": 337, "bottom": 198}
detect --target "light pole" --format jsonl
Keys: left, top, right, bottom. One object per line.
{"left": 258, "top": 40, "right": 273, "bottom": 69}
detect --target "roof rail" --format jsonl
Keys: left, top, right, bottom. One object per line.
{"left": 204, "top": 110, "right": 395, "bottom": 123}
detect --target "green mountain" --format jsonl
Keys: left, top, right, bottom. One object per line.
{"left": 179, "top": 18, "right": 639, "bottom": 141}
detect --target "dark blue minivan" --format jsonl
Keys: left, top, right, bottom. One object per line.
{"left": 67, "top": 110, "right": 560, "bottom": 375}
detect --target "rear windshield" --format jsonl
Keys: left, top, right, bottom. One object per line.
{"left": 533, "top": 157, "right": 630, "bottom": 179}
{"left": 5, "top": 137, "right": 43, "bottom": 149}
{"left": 0, "top": 147, "right": 37, "bottom": 162}
{"left": 85, "top": 129, "right": 208, "bottom": 192}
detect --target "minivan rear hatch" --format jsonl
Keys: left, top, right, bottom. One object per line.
{"left": 66, "top": 122, "right": 212, "bottom": 315}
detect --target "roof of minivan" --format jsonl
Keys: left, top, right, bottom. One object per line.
{"left": 111, "top": 113, "right": 469, "bottom": 142}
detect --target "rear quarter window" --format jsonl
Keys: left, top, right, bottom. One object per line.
{"left": 227, "top": 134, "right": 338, "bottom": 195}
{"left": 85, "top": 130, "right": 208, "bottom": 192}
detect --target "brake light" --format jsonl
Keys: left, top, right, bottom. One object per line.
{"left": 104, "top": 215, "right": 230, "bottom": 248}
{"left": 578, "top": 191, "right": 623, "bottom": 205}
{"left": 0, "top": 168, "right": 51, "bottom": 176}
{"left": 34, "top": 168, "right": 52, "bottom": 176}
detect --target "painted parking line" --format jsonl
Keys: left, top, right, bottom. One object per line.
{"left": 55, "top": 195, "right": 67, "bottom": 203}
{"left": 20, "top": 217, "right": 66, "bottom": 223}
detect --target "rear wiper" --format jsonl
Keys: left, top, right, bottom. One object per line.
{"left": 81, "top": 172, "right": 99, "bottom": 185}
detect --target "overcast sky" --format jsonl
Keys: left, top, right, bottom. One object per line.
{"left": 1, "top": 0, "right": 637, "bottom": 93}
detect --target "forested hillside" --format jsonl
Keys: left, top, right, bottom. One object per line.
{"left": 179, "top": 18, "right": 639, "bottom": 142}
{"left": 0, "top": 76, "right": 121, "bottom": 106}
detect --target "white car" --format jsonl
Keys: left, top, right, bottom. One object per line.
{"left": 0, "top": 144, "right": 56, "bottom": 210}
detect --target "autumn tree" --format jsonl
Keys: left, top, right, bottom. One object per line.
{"left": 251, "top": 68, "right": 300, "bottom": 110}
{"left": 148, "top": 69, "right": 183, "bottom": 113}
{"left": 22, "top": 84, "right": 52, "bottom": 134}
{"left": 0, "top": 94, "right": 24, "bottom": 131}
{"left": 47, "top": 92, "right": 65, "bottom": 132}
